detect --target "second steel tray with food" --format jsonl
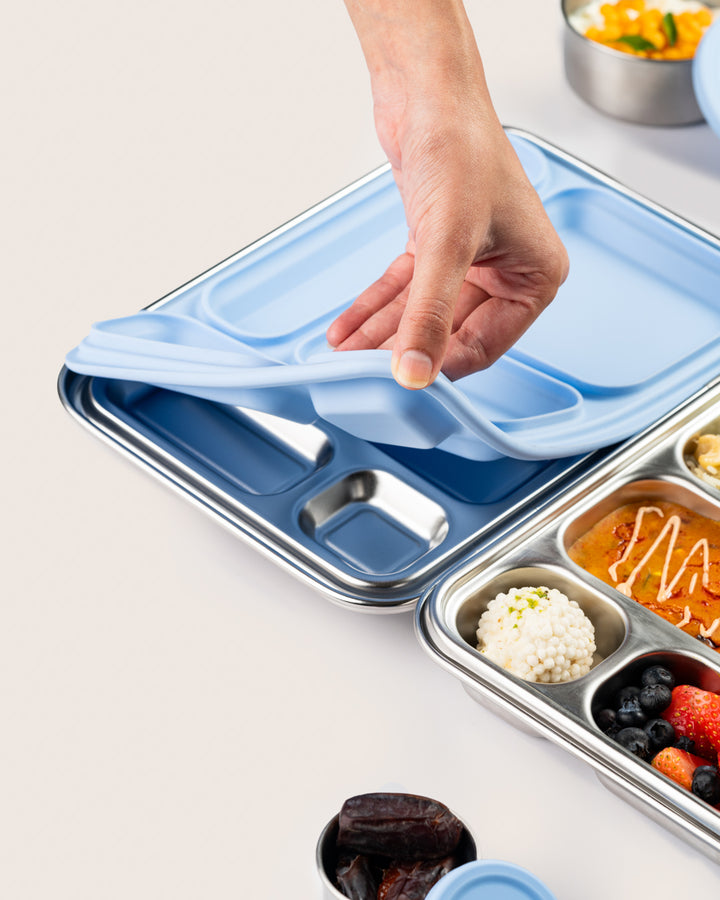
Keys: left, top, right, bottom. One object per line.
{"left": 417, "top": 379, "right": 720, "bottom": 864}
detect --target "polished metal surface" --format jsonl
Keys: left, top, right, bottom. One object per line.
{"left": 561, "top": 0, "right": 716, "bottom": 125}
{"left": 417, "top": 377, "right": 720, "bottom": 863}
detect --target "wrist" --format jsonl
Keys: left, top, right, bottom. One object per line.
{"left": 344, "top": 0, "right": 489, "bottom": 103}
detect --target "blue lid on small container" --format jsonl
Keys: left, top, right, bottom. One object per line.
{"left": 693, "top": 17, "right": 720, "bottom": 140}
{"left": 425, "top": 860, "right": 556, "bottom": 900}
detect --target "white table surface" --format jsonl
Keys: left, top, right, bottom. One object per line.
{"left": 5, "top": 1, "right": 720, "bottom": 896}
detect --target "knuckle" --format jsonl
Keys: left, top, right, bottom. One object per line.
{"left": 403, "top": 303, "right": 452, "bottom": 343}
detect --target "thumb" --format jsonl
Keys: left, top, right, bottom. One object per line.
{"left": 391, "top": 238, "right": 473, "bottom": 390}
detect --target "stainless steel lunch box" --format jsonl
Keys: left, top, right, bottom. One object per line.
{"left": 561, "top": 0, "right": 718, "bottom": 125}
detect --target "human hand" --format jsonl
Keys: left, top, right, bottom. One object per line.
{"left": 330, "top": 0, "right": 568, "bottom": 389}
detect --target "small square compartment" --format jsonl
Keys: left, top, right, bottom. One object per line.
{"left": 299, "top": 470, "right": 448, "bottom": 576}
{"left": 454, "top": 565, "right": 627, "bottom": 672}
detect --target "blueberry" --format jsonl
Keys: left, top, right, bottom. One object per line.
{"left": 616, "top": 685, "right": 641, "bottom": 707}
{"left": 596, "top": 708, "right": 617, "bottom": 732}
{"left": 644, "top": 718, "right": 676, "bottom": 755}
{"left": 615, "top": 727, "right": 651, "bottom": 760}
{"left": 639, "top": 683, "right": 672, "bottom": 715}
{"left": 616, "top": 695, "right": 647, "bottom": 728}
{"left": 674, "top": 735, "right": 697, "bottom": 753}
{"left": 641, "top": 665, "right": 676, "bottom": 691}
{"left": 691, "top": 766, "right": 720, "bottom": 805}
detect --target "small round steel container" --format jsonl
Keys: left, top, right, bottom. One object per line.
{"left": 561, "top": 0, "right": 718, "bottom": 125}
{"left": 316, "top": 808, "right": 478, "bottom": 899}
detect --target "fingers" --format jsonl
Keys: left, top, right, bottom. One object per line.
{"left": 391, "top": 235, "right": 476, "bottom": 389}
{"left": 441, "top": 291, "right": 537, "bottom": 381}
{"left": 326, "top": 252, "right": 414, "bottom": 349}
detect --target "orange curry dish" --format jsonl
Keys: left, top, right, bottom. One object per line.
{"left": 568, "top": 500, "right": 720, "bottom": 650}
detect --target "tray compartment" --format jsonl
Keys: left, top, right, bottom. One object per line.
{"left": 562, "top": 477, "right": 720, "bottom": 646}
{"left": 511, "top": 186, "right": 720, "bottom": 392}
{"left": 97, "top": 379, "right": 333, "bottom": 496}
{"left": 299, "top": 470, "right": 449, "bottom": 576}
{"left": 199, "top": 176, "right": 406, "bottom": 347}
{"left": 372, "top": 445, "right": 569, "bottom": 505}
{"left": 562, "top": 476, "right": 720, "bottom": 548}
{"left": 454, "top": 564, "right": 627, "bottom": 671}
{"left": 590, "top": 649, "right": 720, "bottom": 727}
{"left": 589, "top": 650, "right": 720, "bottom": 826}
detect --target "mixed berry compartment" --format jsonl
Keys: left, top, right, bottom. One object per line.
{"left": 591, "top": 651, "right": 720, "bottom": 815}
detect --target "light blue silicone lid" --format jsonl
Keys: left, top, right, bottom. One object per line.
{"left": 693, "top": 17, "right": 720, "bottom": 139}
{"left": 64, "top": 131, "right": 720, "bottom": 462}
{"left": 425, "top": 860, "right": 556, "bottom": 900}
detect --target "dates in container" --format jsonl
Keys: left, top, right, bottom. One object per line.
{"left": 331, "top": 793, "right": 473, "bottom": 900}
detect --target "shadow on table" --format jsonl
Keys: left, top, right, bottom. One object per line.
{"left": 629, "top": 122, "right": 720, "bottom": 179}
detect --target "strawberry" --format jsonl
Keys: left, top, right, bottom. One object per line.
{"left": 662, "top": 684, "right": 718, "bottom": 761}
{"left": 696, "top": 689, "right": 720, "bottom": 755}
{"left": 651, "top": 746, "right": 708, "bottom": 790}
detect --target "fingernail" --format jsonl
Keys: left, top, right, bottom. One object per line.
{"left": 393, "top": 349, "right": 433, "bottom": 390}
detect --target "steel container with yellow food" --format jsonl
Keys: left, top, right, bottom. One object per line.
{"left": 562, "top": 0, "right": 720, "bottom": 125}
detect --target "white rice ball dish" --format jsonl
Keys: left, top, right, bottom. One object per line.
{"left": 476, "top": 586, "right": 597, "bottom": 684}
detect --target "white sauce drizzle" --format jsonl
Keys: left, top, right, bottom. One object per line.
{"left": 677, "top": 606, "right": 692, "bottom": 628}
{"left": 609, "top": 505, "right": 710, "bottom": 603}
{"left": 608, "top": 506, "right": 663, "bottom": 582}
{"left": 700, "top": 618, "right": 720, "bottom": 639}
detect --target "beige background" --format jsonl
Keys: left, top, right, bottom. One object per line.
{"left": 4, "top": 1, "right": 720, "bottom": 897}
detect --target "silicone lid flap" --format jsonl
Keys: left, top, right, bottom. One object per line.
{"left": 425, "top": 860, "right": 556, "bottom": 900}
{"left": 693, "top": 17, "right": 720, "bottom": 139}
